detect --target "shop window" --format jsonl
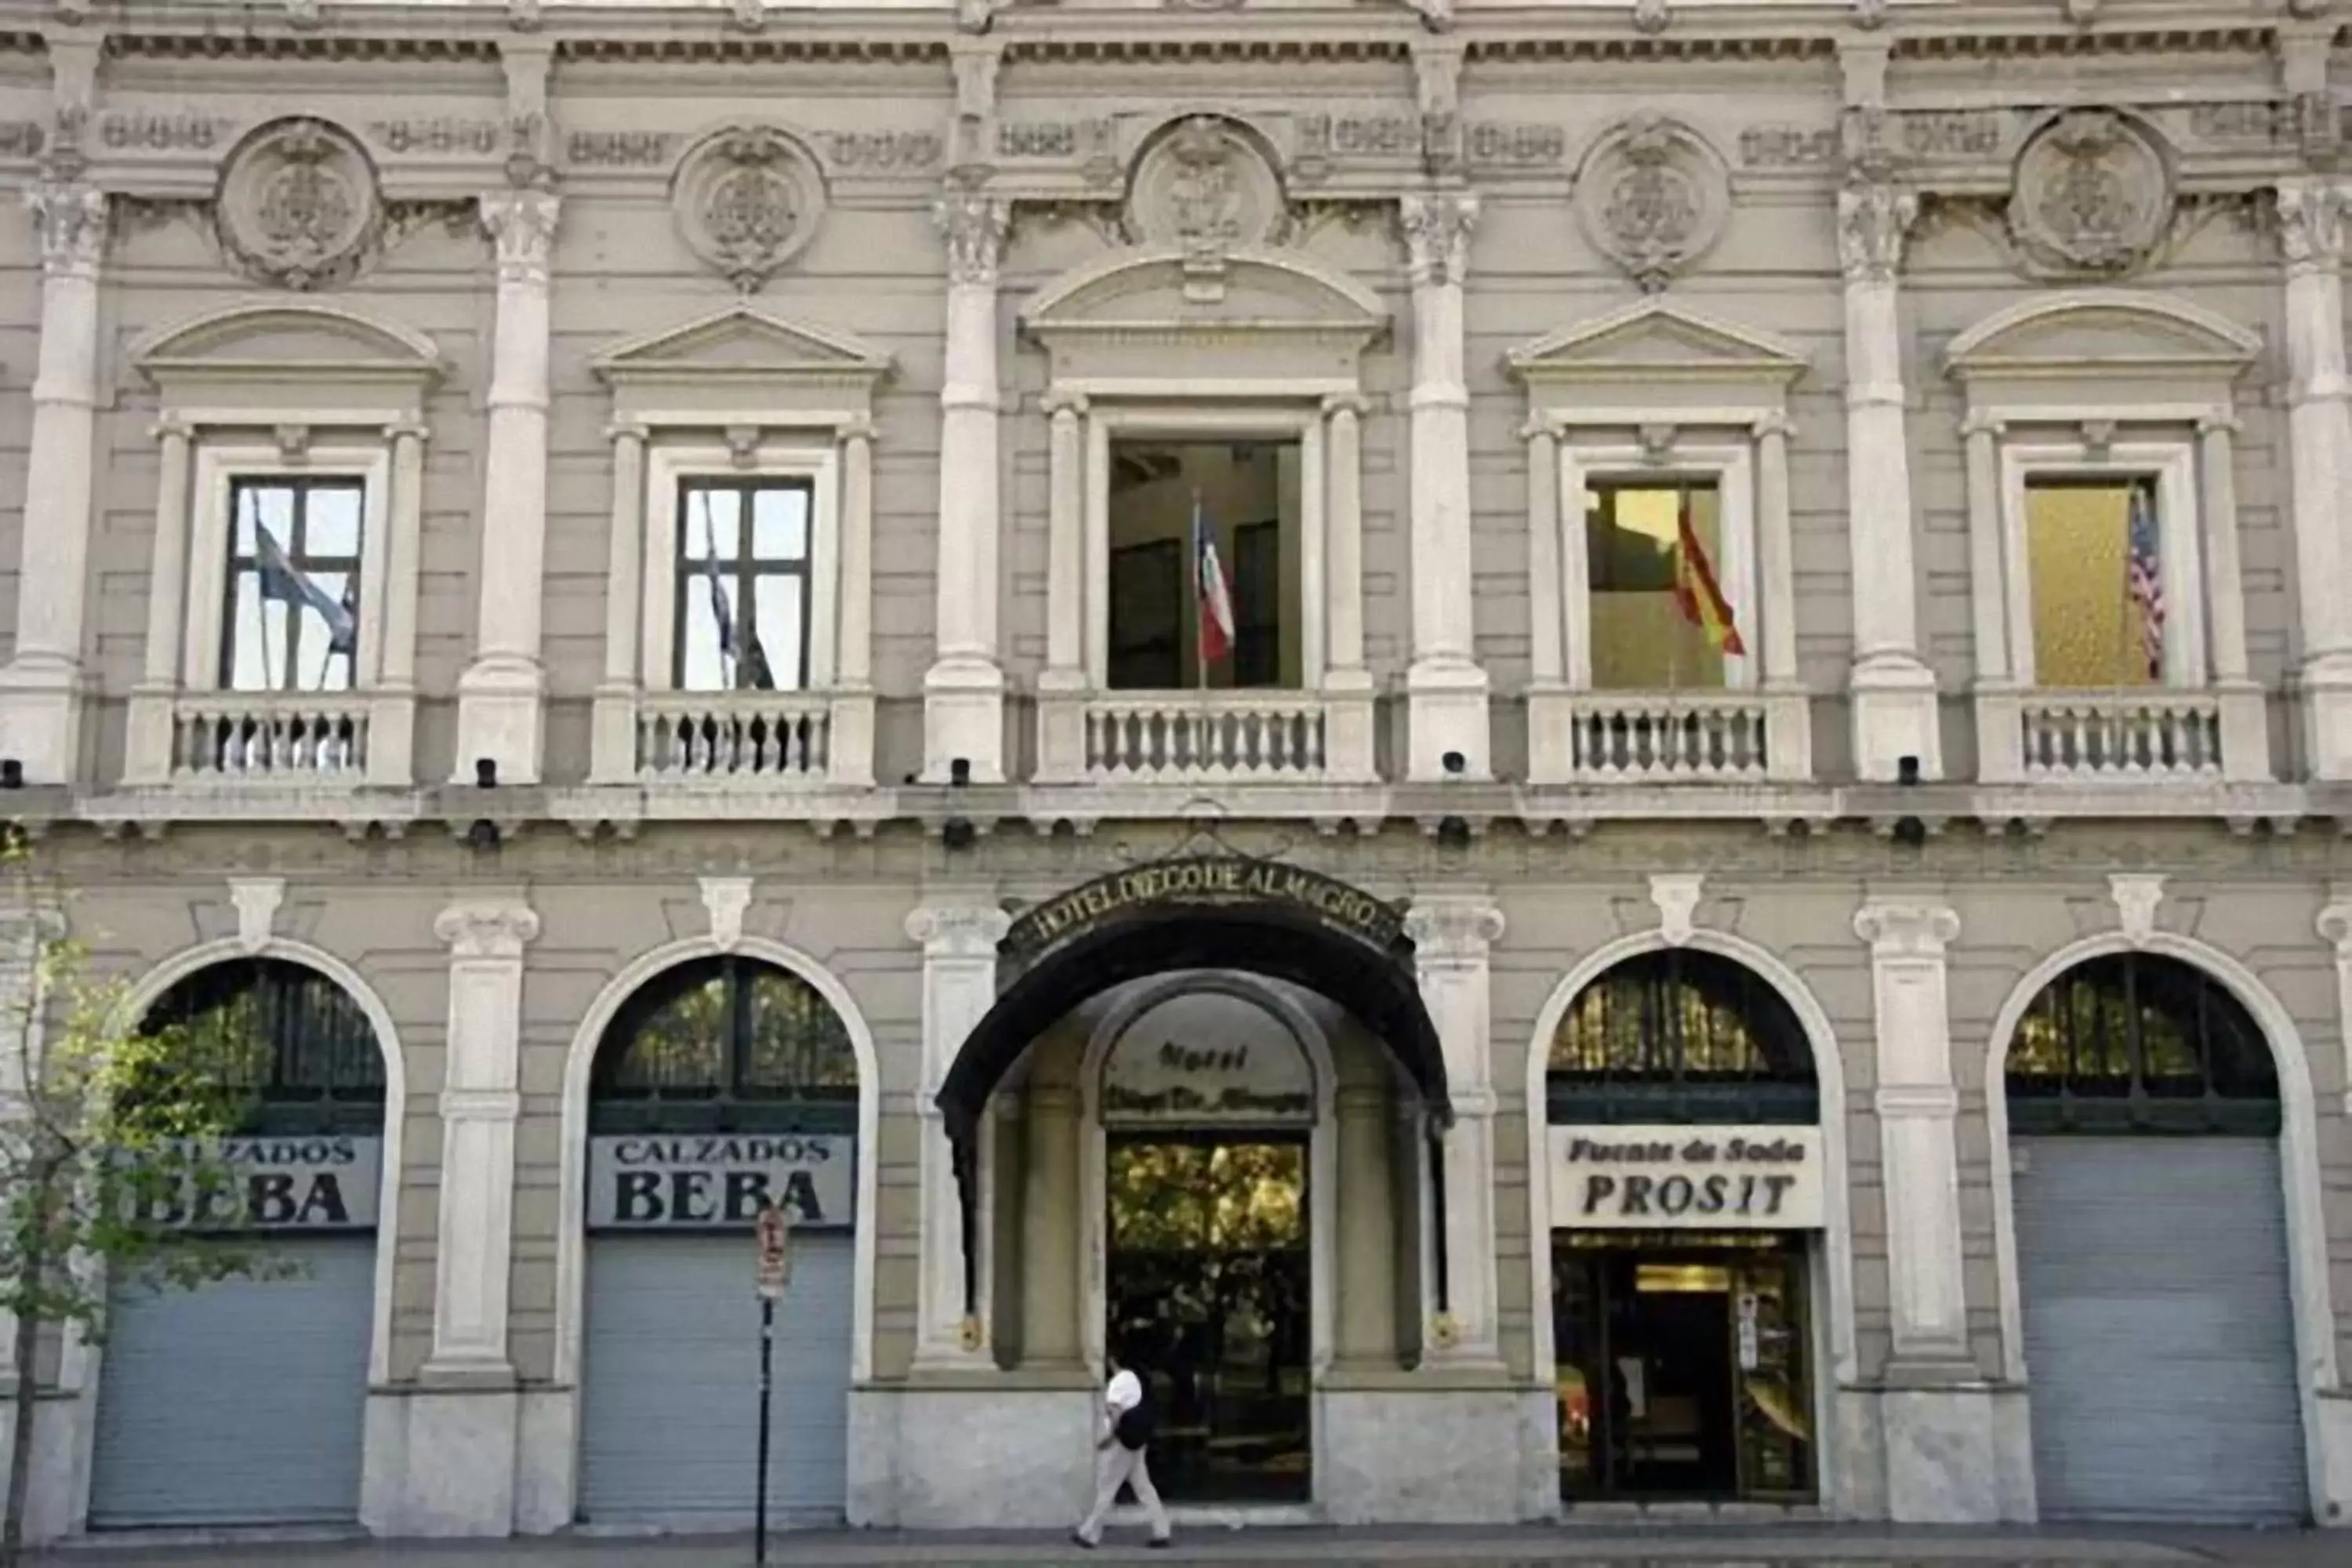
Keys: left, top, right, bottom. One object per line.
{"left": 220, "top": 478, "right": 365, "bottom": 695}
{"left": 1548, "top": 949, "right": 1816, "bottom": 1125}
{"left": 1585, "top": 480, "right": 1734, "bottom": 691}
{"left": 2024, "top": 477, "right": 2166, "bottom": 689}
{"left": 1105, "top": 439, "right": 1299, "bottom": 691}
{"left": 591, "top": 956, "right": 856, "bottom": 1134}
{"left": 2005, "top": 953, "right": 2278, "bottom": 1135}
{"left": 138, "top": 959, "right": 385, "bottom": 1135}
{"left": 673, "top": 477, "right": 814, "bottom": 693}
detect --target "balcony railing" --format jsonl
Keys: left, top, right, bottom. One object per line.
{"left": 172, "top": 695, "right": 369, "bottom": 780}
{"left": 2016, "top": 691, "right": 2224, "bottom": 781}
{"left": 636, "top": 692, "right": 833, "bottom": 782}
{"left": 1527, "top": 690, "right": 1801, "bottom": 785}
{"left": 1082, "top": 691, "right": 1329, "bottom": 782}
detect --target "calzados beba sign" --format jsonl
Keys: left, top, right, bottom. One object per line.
{"left": 586, "top": 1134, "right": 854, "bottom": 1232}
{"left": 1002, "top": 857, "right": 1405, "bottom": 963}
{"left": 136, "top": 1134, "right": 383, "bottom": 1232}
{"left": 1550, "top": 1124, "right": 1825, "bottom": 1230}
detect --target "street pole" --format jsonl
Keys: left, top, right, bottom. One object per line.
{"left": 755, "top": 1292, "right": 775, "bottom": 1568}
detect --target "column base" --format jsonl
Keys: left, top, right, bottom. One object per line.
{"left": 2312, "top": 1385, "right": 2352, "bottom": 1526}
{"left": 848, "top": 1382, "right": 1094, "bottom": 1528}
{"left": 0, "top": 1383, "right": 82, "bottom": 1545}
{"left": 451, "top": 655, "right": 546, "bottom": 787}
{"left": 360, "top": 1383, "right": 521, "bottom": 1537}
{"left": 2302, "top": 655, "right": 2352, "bottom": 782}
{"left": 922, "top": 655, "right": 1006, "bottom": 783}
{"left": 1404, "top": 657, "right": 1490, "bottom": 781}
{"left": 1319, "top": 1380, "right": 1546, "bottom": 1524}
{"left": 1849, "top": 653, "right": 1943, "bottom": 782}
{"left": 0, "top": 656, "right": 83, "bottom": 786}
{"left": 1878, "top": 1377, "right": 2004, "bottom": 1524}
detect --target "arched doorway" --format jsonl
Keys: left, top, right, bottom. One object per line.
{"left": 1541, "top": 949, "right": 1823, "bottom": 1506}
{"left": 2002, "top": 951, "right": 2305, "bottom": 1524}
{"left": 574, "top": 954, "right": 859, "bottom": 1529}
{"left": 88, "top": 957, "right": 388, "bottom": 1529}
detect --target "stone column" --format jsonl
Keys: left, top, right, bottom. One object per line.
{"left": 924, "top": 191, "right": 1011, "bottom": 783}
{"left": 829, "top": 418, "right": 878, "bottom": 787}
{"left": 1321, "top": 394, "right": 1375, "bottom": 782}
{"left": 1404, "top": 895, "right": 1506, "bottom": 1367}
{"left": 0, "top": 180, "right": 107, "bottom": 784}
{"left": 588, "top": 423, "right": 648, "bottom": 785}
{"left": 1855, "top": 898, "right": 1995, "bottom": 1523}
{"left": 1035, "top": 393, "right": 1089, "bottom": 783}
{"left": 368, "top": 420, "right": 429, "bottom": 789}
{"left": 2275, "top": 175, "right": 2352, "bottom": 779}
{"left": 1398, "top": 192, "right": 1490, "bottom": 781}
{"left": 452, "top": 188, "right": 560, "bottom": 786}
{"left": 1018, "top": 1083, "right": 1082, "bottom": 1367}
{"left": 907, "top": 901, "right": 1011, "bottom": 1370}
{"left": 1332, "top": 1083, "right": 1399, "bottom": 1367}
{"left": 1837, "top": 177, "right": 1942, "bottom": 781}
{"left": 1522, "top": 419, "right": 1573, "bottom": 785}
{"left": 124, "top": 418, "right": 196, "bottom": 786}
{"left": 2196, "top": 415, "right": 2269, "bottom": 781}
{"left": 1752, "top": 412, "right": 1811, "bottom": 782}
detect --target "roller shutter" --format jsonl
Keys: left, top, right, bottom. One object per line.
{"left": 2014, "top": 1136, "right": 2306, "bottom": 1524}
{"left": 577, "top": 1231, "right": 853, "bottom": 1527}
{"left": 87, "top": 1237, "right": 374, "bottom": 1528}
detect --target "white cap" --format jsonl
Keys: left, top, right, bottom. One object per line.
{"left": 1105, "top": 1368, "right": 1143, "bottom": 1413}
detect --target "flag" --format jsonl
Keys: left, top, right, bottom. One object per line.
{"left": 699, "top": 502, "right": 777, "bottom": 690}
{"left": 1671, "top": 492, "right": 1745, "bottom": 657}
{"left": 250, "top": 505, "right": 356, "bottom": 661}
{"left": 2125, "top": 485, "right": 2165, "bottom": 681}
{"left": 1192, "top": 494, "right": 1236, "bottom": 668}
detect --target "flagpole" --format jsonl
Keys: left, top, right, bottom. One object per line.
{"left": 1192, "top": 488, "right": 1209, "bottom": 699}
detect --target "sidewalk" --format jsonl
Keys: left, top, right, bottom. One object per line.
{"left": 24, "top": 1523, "right": 2342, "bottom": 1568}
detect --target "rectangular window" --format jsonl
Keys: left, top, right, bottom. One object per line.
{"left": 1106, "top": 438, "right": 1300, "bottom": 691}
{"left": 221, "top": 477, "right": 364, "bottom": 694}
{"left": 674, "top": 477, "right": 813, "bottom": 692}
{"left": 2024, "top": 477, "right": 2165, "bottom": 688}
{"left": 1585, "top": 480, "right": 1730, "bottom": 691}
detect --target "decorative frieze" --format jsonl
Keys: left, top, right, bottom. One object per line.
{"left": 670, "top": 124, "right": 826, "bottom": 292}
{"left": 1574, "top": 114, "right": 1727, "bottom": 293}
{"left": 822, "top": 129, "right": 942, "bottom": 171}
{"left": 0, "top": 122, "right": 43, "bottom": 159}
{"left": 1898, "top": 108, "right": 2005, "bottom": 160}
{"left": 2189, "top": 100, "right": 2292, "bottom": 146}
{"left": 1465, "top": 122, "right": 1566, "bottom": 167}
{"left": 1739, "top": 125, "right": 1839, "bottom": 169}
{"left": 100, "top": 109, "right": 227, "bottom": 153}
{"left": 216, "top": 117, "right": 383, "bottom": 291}
{"left": 2006, "top": 107, "right": 2174, "bottom": 276}
{"left": 367, "top": 117, "right": 503, "bottom": 158}
{"left": 567, "top": 129, "right": 673, "bottom": 167}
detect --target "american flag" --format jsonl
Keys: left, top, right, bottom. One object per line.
{"left": 2125, "top": 485, "right": 2165, "bottom": 681}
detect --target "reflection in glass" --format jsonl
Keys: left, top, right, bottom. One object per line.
{"left": 1105, "top": 1138, "right": 1310, "bottom": 1503}
{"left": 222, "top": 477, "right": 364, "bottom": 695}
{"left": 2024, "top": 478, "right": 2161, "bottom": 689}
{"left": 1585, "top": 481, "right": 1725, "bottom": 691}
{"left": 675, "top": 478, "right": 812, "bottom": 693}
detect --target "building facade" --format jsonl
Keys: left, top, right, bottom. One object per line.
{"left": 2, "top": 0, "right": 2351, "bottom": 1544}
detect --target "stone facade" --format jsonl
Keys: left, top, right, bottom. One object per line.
{"left": 0, "top": 0, "right": 2349, "bottom": 1544}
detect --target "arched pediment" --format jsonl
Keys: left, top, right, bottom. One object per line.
{"left": 592, "top": 303, "right": 893, "bottom": 423}
{"left": 1943, "top": 291, "right": 2261, "bottom": 381}
{"left": 132, "top": 301, "right": 441, "bottom": 384}
{"left": 1022, "top": 245, "right": 1386, "bottom": 390}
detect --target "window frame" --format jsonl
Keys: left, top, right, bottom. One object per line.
{"left": 643, "top": 441, "right": 841, "bottom": 695}
{"left": 588, "top": 954, "right": 860, "bottom": 1136}
{"left": 183, "top": 443, "right": 393, "bottom": 696}
{"left": 1998, "top": 438, "right": 2204, "bottom": 691}
{"left": 667, "top": 473, "right": 819, "bottom": 694}
{"left": 1558, "top": 441, "right": 1758, "bottom": 693}
{"left": 216, "top": 474, "right": 369, "bottom": 695}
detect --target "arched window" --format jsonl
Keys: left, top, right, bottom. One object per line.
{"left": 2005, "top": 953, "right": 2278, "bottom": 1135}
{"left": 590, "top": 956, "right": 857, "bottom": 1134}
{"left": 1547, "top": 949, "right": 1817, "bottom": 1124}
{"left": 139, "top": 958, "right": 385, "bottom": 1134}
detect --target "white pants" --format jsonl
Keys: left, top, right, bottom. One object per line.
{"left": 1076, "top": 1441, "right": 1171, "bottom": 1544}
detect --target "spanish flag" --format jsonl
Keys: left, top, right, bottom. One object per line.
{"left": 1672, "top": 492, "right": 1745, "bottom": 657}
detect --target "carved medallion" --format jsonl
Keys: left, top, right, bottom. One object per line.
{"left": 1573, "top": 114, "right": 1728, "bottom": 292}
{"left": 2007, "top": 108, "right": 2173, "bottom": 275}
{"left": 216, "top": 118, "right": 381, "bottom": 290}
{"left": 671, "top": 125, "right": 826, "bottom": 292}
{"left": 1126, "top": 114, "right": 1287, "bottom": 253}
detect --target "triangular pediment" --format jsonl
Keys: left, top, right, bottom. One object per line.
{"left": 132, "top": 302, "right": 443, "bottom": 385}
{"left": 592, "top": 305, "right": 894, "bottom": 385}
{"left": 1508, "top": 300, "right": 1807, "bottom": 384}
{"left": 1022, "top": 246, "right": 1387, "bottom": 337}
{"left": 1944, "top": 292, "right": 2260, "bottom": 379}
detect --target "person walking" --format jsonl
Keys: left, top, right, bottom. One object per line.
{"left": 1073, "top": 1354, "right": 1172, "bottom": 1550}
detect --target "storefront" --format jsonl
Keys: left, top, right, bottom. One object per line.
{"left": 1540, "top": 949, "right": 1828, "bottom": 1507}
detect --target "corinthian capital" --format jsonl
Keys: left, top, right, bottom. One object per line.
{"left": 1404, "top": 896, "right": 1505, "bottom": 960}
{"left": 27, "top": 179, "right": 107, "bottom": 280}
{"left": 906, "top": 902, "right": 1011, "bottom": 957}
{"left": 1398, "top": 190, "right": 1479, "bottom": 288}
{"left": 480, "top": 188, "right": 561, "bottom": 287}
{"left": 1836, "top": 176, "right": 1916, "bottom": 284}
{"left": 1852, "top": 899, "right": 1958, "bottom": 957}
{"left": 934, "top": 189, "right": 1011, "bottom": 289}
{"left": 435, "top": 898, "right": 541, "bottom": 959}
{"left": 2275, "top": 176, "right": 2352, "bottom": 274}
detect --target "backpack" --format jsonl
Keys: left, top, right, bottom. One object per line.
{"left": 1113, "top": 1390, "right": 1155, "bottom": 1451}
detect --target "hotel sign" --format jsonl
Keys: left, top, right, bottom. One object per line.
{"left": 1003, "top": 856, "right": 1405, "bottom": 964}
{"left": 586, "top": 1134, "right": 854, "bottom": 1232}
{"left": 1549, "top": 1124, "right": 1824, "bottom": 1230}
{"left": 1101, "top": 989, "right": 1316, "bottom": 1127}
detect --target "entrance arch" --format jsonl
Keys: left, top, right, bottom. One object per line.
{"left": 1523, "top": 930, "right": 1855, "bottom": 1514}
{"left": 1985, "top": 933, "right": 2337, "bottom": 1524}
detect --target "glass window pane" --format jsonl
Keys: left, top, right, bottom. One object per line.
{"left": 752, "top": 572, "right": 805, "bottom": 691}
{"left": 1587, "top": 484, "right": 1726, "bottom": 691}
{"left": 679, "top": 571, "right": 733, "bottom": 691}
{"left": 2025, "top": 481, "right": 2159, "bottom": 689}
{"left": 239, "top": 484, "right": 296, "bottom": 558}
{"left": 753, "top": 485, "right": 810, "bottom": 560}
{"left": 683, "top": 485, "right": 741, "bottom": 561}
{"left": 224, "top": 576, "right": 294, "bottom": 691}
{"left": 303, "top": 485, "right": 363, "bottom": 558}
{"left": 292, "top": 571, "right": 356, "bottom": 692}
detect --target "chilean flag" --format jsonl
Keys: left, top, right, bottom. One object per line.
{"left": 1192, "top": 495, "right": 1236, "bottom": 666}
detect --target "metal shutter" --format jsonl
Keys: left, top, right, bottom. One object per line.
{"left": 2014, "top": 1136, "right": 2306, "bottom": 1524}
{"left": 578, "top": 1232, "right": 852, "bottom": 1526}
{"left": 88, "top": 1237, "right": 374, "bottom": 1528}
